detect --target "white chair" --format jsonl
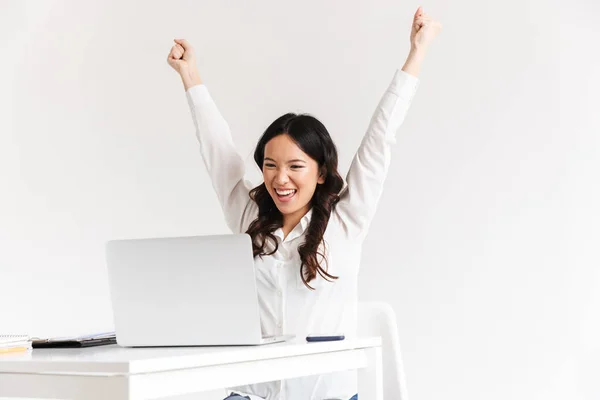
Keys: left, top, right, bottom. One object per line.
{"left": 358, "top": 301, "right": 409, "bottom": 400}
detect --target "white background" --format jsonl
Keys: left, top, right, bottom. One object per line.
{"left": 1, "top": 1, "right": 599, "bottom": 399}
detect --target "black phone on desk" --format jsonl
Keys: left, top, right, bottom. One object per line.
{"left": 306, "top": 333, "right": 345, "bottom": 342}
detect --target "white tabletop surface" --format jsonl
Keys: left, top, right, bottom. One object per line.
{"left": 0, "top": 336, "right": 381, "bottom": 375}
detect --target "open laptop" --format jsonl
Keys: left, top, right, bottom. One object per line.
{"left": 105, "top": 233, "right": 294, "bottom": 347}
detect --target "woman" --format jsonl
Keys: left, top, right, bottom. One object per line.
{"left": 167, "top": 6, "right": 441, "bottom": 400}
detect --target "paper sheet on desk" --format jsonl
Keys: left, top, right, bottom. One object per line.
{"left": 45, "top": 332, "right": 115, "bottom": 342}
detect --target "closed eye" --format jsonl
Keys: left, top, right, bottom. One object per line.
{"left": 291, "top": 165, "right": 304, "bottom": 169}
{"left": 264, "top": 163, "right": 276, "bottom": 168}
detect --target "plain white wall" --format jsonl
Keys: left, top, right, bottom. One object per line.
{"left": 1, "top": 1, "right": 599, "bottom": 399}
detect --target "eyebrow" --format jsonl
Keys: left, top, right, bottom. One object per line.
{"left": 263, "top": 157, "right": 307, "bottom": 163}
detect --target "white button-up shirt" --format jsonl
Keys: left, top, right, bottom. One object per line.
{"left": 185, "top": 69, "right": 419, "bottom": 400}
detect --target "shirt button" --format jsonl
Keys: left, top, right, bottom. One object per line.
{"left": 277, "top": 322, "right": 282, "bottom": 328}
{"left": 277, "top": 290, "right": 282, "bottom": 296}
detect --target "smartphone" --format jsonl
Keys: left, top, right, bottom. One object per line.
{"left": 306, "top": 334, "right": 345, "bottom": 342}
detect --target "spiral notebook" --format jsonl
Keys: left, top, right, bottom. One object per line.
{"left": 0, "top": 335, "right": 32, "bottom": 353}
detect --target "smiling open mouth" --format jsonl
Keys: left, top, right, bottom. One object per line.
{"left": 274, "top": 188, "right": 297, "bottom": 202}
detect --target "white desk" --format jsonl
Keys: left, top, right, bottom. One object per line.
{"left": 0, "top": 337, "right": 382, "bottom": 400}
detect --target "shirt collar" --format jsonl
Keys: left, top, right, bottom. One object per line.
{"left": 273, "top": 208, "right": 313, "bottom": 242}
{"left": 299, "top": 208, "right": 313, "bottom": 231}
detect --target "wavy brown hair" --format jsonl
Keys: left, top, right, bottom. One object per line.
{"left": 245, "top": 113, "right": 344, "bottom": 289}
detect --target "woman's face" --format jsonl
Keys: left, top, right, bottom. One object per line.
{"left": 262, "top": 134, "right": 324, "bottom": 219}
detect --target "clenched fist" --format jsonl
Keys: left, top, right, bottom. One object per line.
{"left": 410, "top": 7, "right": 442, "bottom": 52}
{"left": 167, "top": 38, "right": 202, "bottom": 90}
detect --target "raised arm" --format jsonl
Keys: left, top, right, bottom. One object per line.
{"left": 168, "top": 39, "right": 257, "bottom": 233}
{"left": 334, "top": 7, "right": 441, "bottom": 240}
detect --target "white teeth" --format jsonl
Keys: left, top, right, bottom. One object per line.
{"left": 276, "top": 189, "right": 296, "bottom": 196}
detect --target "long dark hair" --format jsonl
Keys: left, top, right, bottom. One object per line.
{"left": 245, "top": 113, "right": 344, "bottom": 289}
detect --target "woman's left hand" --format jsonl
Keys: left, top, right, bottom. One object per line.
{"left": 410, "top": 6, "right": 442, "bottom": 52}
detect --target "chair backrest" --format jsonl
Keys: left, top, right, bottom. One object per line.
{"left": 357, "top": 301, "right": 409, "bottom": 400}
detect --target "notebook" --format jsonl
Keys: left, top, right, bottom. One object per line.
{"left": 32, "top": 332, "right": 117, "bottom": 348}
{"left": 0, "top": 335, "right": 32, "bottom": 353}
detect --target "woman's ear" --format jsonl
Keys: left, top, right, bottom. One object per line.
{"left": 317, "top": 167, "right": 326, "bottom": 184}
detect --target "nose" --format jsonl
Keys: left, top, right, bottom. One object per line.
{"left": 274, "top": 168, "right": 289, "bottom": 185}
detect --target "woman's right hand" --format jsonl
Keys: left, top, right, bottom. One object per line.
{"left": 167, "top": 38, "right": 202, "bottom": 90}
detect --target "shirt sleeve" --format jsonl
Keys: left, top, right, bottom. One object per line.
{"left": 333, "top": 69, "right": 420, "bottom": 240}
{"left": 186, "top": 85, "right": 258, "bottom": 233}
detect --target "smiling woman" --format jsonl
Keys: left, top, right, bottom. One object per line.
{"left": 167, "top": 6, "right": 441, "bottom": 400}
{"left": 246, "top": 113, "right": 344, "bottom": 288}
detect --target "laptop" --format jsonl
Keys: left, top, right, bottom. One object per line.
{"left": 105, "top": 233, "right": 294, "bottom": 347}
